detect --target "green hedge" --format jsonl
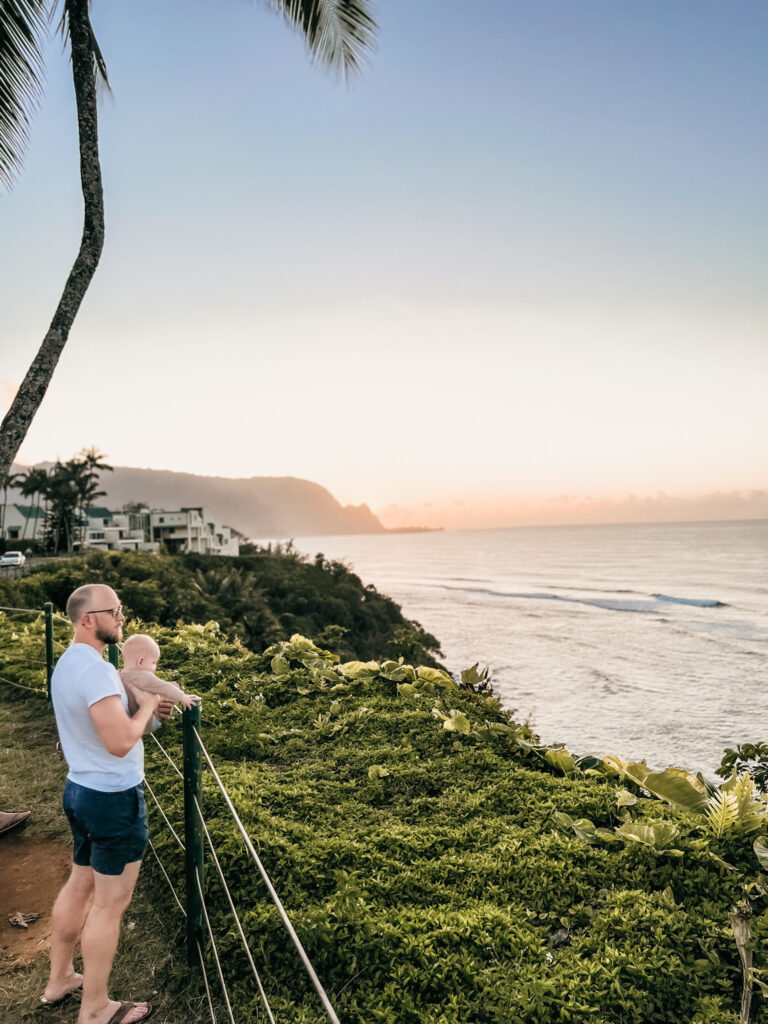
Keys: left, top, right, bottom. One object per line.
{"left": 1, "top": 618, "right": 765, "bottom": 1022}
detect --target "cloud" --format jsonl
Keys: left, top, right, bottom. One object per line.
{"left": 377, "top": 489, "right": 768, "bottom": 531}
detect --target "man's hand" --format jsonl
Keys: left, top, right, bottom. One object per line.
{"left": 132, "top": 688, "right": 163, "bottom": 715}
{"left": 156, "top": 698, "right": 174, "bottom": 722}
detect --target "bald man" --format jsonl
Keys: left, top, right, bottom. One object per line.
{"left": 42, "top": 584, "right": 172, "bottom": 1024}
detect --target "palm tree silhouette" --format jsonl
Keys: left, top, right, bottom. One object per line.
{"left": 0, "top": 1, "right": 376, "bottom": 479}
{"left": 18, "top": 465, "right": 49, "bottom": 541}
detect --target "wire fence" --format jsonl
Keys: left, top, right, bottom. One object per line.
{"left": 0, "top": 603, "right": 58, "bottom": 699}
{"left": 145, "top": 713, "right": 343, "bottom": 1024}
{"left": 1, "top": 605, "right": 344, "bottom": 1024}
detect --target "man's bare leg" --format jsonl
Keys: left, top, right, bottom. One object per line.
{"left": 43, "top": 863, "right": 94, "bottom": 1002}
{"left": 77, "top": 860, "right": 150, "bottom": 1024}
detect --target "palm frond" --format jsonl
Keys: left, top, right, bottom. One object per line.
{"left": 270, "top": 0, "right": 377, "bottom": 77}
{"left": 705, "top": 788, "right": 737, "bottom": 838}
{"left": 0, "top": 0, "right": 50, "bottom": 187}
{"left": 731, "top": 772, "right": 767, "bottom": 834}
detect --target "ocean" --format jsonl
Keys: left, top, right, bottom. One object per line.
{"left": 285, "top": 520, "right": 768, "bottom": 776}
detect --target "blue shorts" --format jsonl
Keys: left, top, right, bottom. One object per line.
{"left": 63, "top": 780, "right": 148, "bottom": 876}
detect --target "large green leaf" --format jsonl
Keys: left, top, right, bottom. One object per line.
{"left": 270, "top": 654, "right": 290, "bottom": 675}
{"left": 442, "top": 709, "right": 471, "bottom": 734}
{"left": 380, "top": 660, "right": 416, "bottom": 683}
{"left": 754, "top": 837, "right": 768, "bottom": 870}
{"left": 616, "top": 820, "right": 682, "bottom": 853}
{"left": 544, "top": 747, "right": 579, "bottom": 776}
{"left": 417, "top": 666, "right": 457, "bottom": 690}
{"left": 705, "top": 790, "right": 737, "bottom": 838}
{"left": 642, "top": 770, "right": 708, "bottom": 812}
{"left": 339, "top": 660, "right": 381, "bottom": 680}
{"left": 552, "top": 811, "right": 598, "bottom": 844}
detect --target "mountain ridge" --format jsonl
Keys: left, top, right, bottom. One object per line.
{"left": 9, "top": 463, "right": 386, "bottom": 540}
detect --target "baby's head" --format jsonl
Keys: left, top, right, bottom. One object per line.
{"left": 122, "top": 634, "right": 160, "bottom": 673}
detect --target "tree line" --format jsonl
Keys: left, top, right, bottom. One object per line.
{"left": 0, "top": 447, "right": 112, "bottom": 555}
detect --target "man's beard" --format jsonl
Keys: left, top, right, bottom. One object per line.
{"left": 95, "top": 623, "right": 122, "bottom": 645}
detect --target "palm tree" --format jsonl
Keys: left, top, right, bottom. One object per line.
{"left": 73, "top": 446, "right": 112, "bottom": 544}
{"left": 18, "top": 465, "right": 49, "bottom": 541}
{"left": 0, "top": 1, "right": 376, "bottom": 481}
{"left": 0, "top": 471, "right": 23, "bottom": 540}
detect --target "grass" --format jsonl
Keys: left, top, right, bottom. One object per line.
{"left": 0, "top": 688, "right": 219, "bottom": 1024}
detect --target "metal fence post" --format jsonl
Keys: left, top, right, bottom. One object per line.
{"left": 44, "top": 602, "right": 54, "bottom": 700}
{"left": 183, "top": 703, "right": 204, "bottom": 966}
{"left": 107, "top": 643, "right": 119, "bottom": 670}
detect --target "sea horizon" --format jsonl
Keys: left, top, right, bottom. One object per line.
{"left": 281, "top": 519, "right": 768, "bottom": 775}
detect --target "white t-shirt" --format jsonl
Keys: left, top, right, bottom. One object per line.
{"left": 52, "top": 643, "right": 144, "bottom": 792}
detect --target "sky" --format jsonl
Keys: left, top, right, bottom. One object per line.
{"left": 2, "top": 0, "right": 767, "bottom": 529}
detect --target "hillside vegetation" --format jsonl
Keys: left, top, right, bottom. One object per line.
{"left": 2, "top": 610, "right": 767, "bottom": 1023}
{"left": 8, "top": 463, "right": 386, "bottom": 537}
{"left": 0, "top": 548, "right": 441, "bottom": 665}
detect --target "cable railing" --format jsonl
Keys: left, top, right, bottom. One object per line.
{"left": 1, "top": 605, "right": 344, "bottom": 1023}
{"left": 143, "top": 706, "right": 344, "bottom": 1024}
{"left": 0, "top": 602, "right": 58, "bottom": 699}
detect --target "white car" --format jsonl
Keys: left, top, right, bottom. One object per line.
{"left": 0, "top": 551, "right": 26, "bottom": 567}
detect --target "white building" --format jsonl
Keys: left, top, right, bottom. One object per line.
{"left": 82, "top": 507, "right": 155, "bottom": 552}
{"left": 0, "top": 504, "right": 45, "bottom": 543}
{"left": 82, "top": 505, "right": 239, "bottom": 556}
{"left": 149, "top": 507, "right": 240, "bottom": 556}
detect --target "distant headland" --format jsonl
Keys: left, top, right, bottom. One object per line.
{"left": 9, "top": 463, "right": 441, "bottom": 540}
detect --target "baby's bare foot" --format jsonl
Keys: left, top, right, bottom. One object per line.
{"left": 41, "top": 970, "right": 83, "bottom": 1003}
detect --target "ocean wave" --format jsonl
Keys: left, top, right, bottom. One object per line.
{"left": 431, "top": 583, "right": 729, "bottom": 615}
{"left": 579, "top": 598, "right": 659, "bottom": 612}
{"left": 433, "top": 584, "right": 659, "bottom": 613}
{"left": 654, "top": 594, "right": 727, "bottom": 608}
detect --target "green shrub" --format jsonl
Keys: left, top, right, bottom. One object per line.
{"left": 2, "top": 619, "right": 765, "bottom": 1023}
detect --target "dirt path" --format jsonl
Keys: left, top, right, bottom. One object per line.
{"left": 0, "top": 830, "right": 71, "bottom": 966}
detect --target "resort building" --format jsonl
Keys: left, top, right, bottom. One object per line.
{"left": 82, "top": 505, "right": 240, "bottom": 556}
{"left": 0, "top": 504, "right": 45, "bottom": 543}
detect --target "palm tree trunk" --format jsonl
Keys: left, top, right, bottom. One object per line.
{"left": 0, "top": 0, "right": 104, "bottom": 480}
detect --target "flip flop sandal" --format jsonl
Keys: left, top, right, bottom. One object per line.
{"left": 106, "top": 1001, "right": 154, "bottom": 1024}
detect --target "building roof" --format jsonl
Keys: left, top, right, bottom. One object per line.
{"left": 13, "top": 504, "right": 44, "bottom": 519}
{"left": 87, "top": 507, "right": 112, "bottom": 518}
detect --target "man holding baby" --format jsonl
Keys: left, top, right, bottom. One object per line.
{"left": 42, "top": 584, "right": 173, "bottom": 1024}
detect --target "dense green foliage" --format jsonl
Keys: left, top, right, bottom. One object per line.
{"left": 4, "top": 615, "right": 765, "bottom": 1022}
{"left": 4, "top": 544, "right": 768, "bottom": 1024}
{"left": 0, "top": 547, "right": 441, "bottom": 664}
{"left": 719, "top": 744, "right": 768, "bottom": 795}
{"left": 2, "top": 448, "right": 112, "bottom": 554}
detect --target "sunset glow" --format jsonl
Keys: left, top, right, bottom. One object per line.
{"left": 2, "top": 1, "right": 766, "bottom": 529}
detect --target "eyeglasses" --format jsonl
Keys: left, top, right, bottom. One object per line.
{"left": 86, "top": 605, "right": 123, "bottom": 619}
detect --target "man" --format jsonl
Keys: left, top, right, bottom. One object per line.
{"left": 42, "top": 584, "right": 172, "bottom": 1024}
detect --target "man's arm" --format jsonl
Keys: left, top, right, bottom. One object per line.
{"left": 89, "top": 690, "right": 162, "bottom": 758}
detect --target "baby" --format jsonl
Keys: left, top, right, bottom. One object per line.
{"left": 120, "top": 634, "right": 199, "bottom": 715}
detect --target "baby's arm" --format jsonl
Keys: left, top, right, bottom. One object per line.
{"left": 126, "top": 670, "right": 199, "bottom": 707}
